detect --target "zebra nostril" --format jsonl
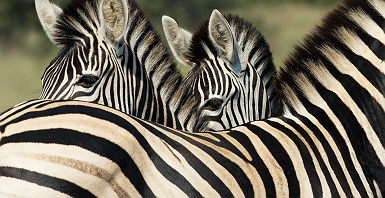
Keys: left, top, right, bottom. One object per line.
{"left": 75, "top": 75, "right": 99, "bottom": 88}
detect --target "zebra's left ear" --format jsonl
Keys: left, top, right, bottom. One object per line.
{"left": 35, "top": 0, "right": 63, "bottom": 45}
{"left": 209, "top": 10, "right": 234, "bottom": 62}
{"left": 209, "top": 10, "right": 244, "bottom": 75}
{"left": 162, "top": 15, "right": 194, "bottom": 67}
{"left": 100, "top": 0, "right": 128, "bottom": 44}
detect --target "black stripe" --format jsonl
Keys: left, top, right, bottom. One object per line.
{"left": 317, "top": 69, "right": 383, "bottom": 196}
{"left": 134, "top": 56, "right": 142, "bottom": 116}
{"left": 1, "top": 100, "right": 46, "bottom": 123}
{"left": 250, "top": 70, "right": 258, "bottom": 119}
{"left": 299, "top": 74, "right": 370, "bottom": 197}
{"left": 137, "top": 120, "right": 241, "bottom": 197}
{"left": 258, "top": 77, "right": 265, "bottom": 119}
{"left": 229, "top": 93, "right": 241, "bottom": 126}
{"left": 2, "top": 127, "right": 156, "bottom": 197}
{"left": 109, "top": 73, "right": 117, "bottom": 110}
{"left": 90, "top": 36, "right": 98, "bottom": 70}
{"left": 331, "top": 22, "right": 385, "bottom": 98}
{"left": 10, "top": 104, "right": 204, "bottom": 196}
{"left": 289, "top": 113, "right": 340, "bottom": 197}
{"left": 245, "top": 124, "right": 300, "bottom": 197}
{"left": 266, "top": 118, "right": 323, "bottom": 197}
{"left": 0, "top": 167, "right": 96, "bottom": 197}
{"left": 228, "top": 129, "right": 276, "bottom": 197}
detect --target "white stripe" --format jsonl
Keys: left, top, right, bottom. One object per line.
{"left": 369, "top": 0, "right": 385, "bottom": 25}
{"left": 0, "top": 154, "right": 120, "bottom": 197}
{"left": 257, "top": 121, "right": 314, "bottom": 197}
{"left": 322, "top": 46, "right": 385, "bottom": 167}
{"left": 236, "top": 125, "right": 288, "bottom": 197}
{"left": 1, "top": 143, "right": 139, "bottom": 197}
{"left": 348, "top": 9, "right": 385, "bottom": 47}
{"left": 301, "top": 63, "right": 373, "bottom": 196}
{"left": 4, "top": 113, "right": 188, "bottom": 197}
{"left": 0, "top": 177, "right": 70, "bottom": 198}
{"left": 338, "top": 26, "right": 385, "bottom": 73}
{"left": 283, "top": 85, "right": 351, "bottom": 197}
{"left": 143, "top": 122, "right": 251, "bottom": 197}
{"left": 273, "top": 116, "right": 332, "bottom": 197}
{"left": 373, "top": 180, "right": 383, "bottom": 198}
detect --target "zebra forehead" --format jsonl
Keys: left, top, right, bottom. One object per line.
{"left": 186, "top": 14, "right": 265, "bottom": 63}
{"left": 53, "top": 0, "right": 102, "bottom": 46}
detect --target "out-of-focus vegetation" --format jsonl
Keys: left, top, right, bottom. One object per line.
{"left": 0, "top": 0, "right": 338, "bottom": 112}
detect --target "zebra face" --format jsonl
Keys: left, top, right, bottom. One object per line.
{"left": 36, "top": 0, "right": 130, "bottom": 109}
{"left": 164, "top": 10, "right": 273, "bottom": 131}
{"left": 191, "top": 62, "right": 248, "bottom": 131}
{"left": 40, "top": 37, "right": 123, "bottom": 103}
{"left": 185, "top": 60, "right": 265, "bottom": 132}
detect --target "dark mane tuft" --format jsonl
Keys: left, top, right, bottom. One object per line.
{"left": 274, "top": 0, "right": 384, "bottom": 114}
{"left": 54, "top": 0, "right": 101, "bottom": 45}
{"left": 186, "top": 18, "right": 216, "bottom": 63}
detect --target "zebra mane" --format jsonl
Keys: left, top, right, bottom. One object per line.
{"left": 122, "top": 0, "right": 183, "bottom": 105}
{"left": 274, "top": 0, "right": 385, "bottom": 114}
{"left": 186, "top": 14, "right": 277, "bottom": 109}
{"left": 54, "top": 0, "right": 101, "bottom": 45}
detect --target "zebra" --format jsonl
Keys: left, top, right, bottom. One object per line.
{"left": 35, "top": 0, "right": 275, "bottom": 132}
{"left": 1, "top": 0, "right": 385, "bottom": 196}
{"left": 162, "top": 10, "right": 276, "bottom": 131}
{"left": 1, "top": 99, "right": 282, "bottom": 197}
{"left": 36, "top": 0, "right": 184, "bottom": 129}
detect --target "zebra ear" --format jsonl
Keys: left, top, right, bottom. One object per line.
{"left": 35, "top": 0, "right": 63, "bottom": 45}
{"left": 209, "top": 10, "right": 245, "bottom": 75}
{"left": 162, "top": 16, "right": 193, "bottom": 67}
{"left": 100, "top": 0, "right": 128, "bottom": 44}
{"left": 208, "top": 10, "right": 234, "bottom": 63}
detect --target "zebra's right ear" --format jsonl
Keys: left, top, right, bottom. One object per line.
{"left": 162, "top": 16, "right": 194, "bottom": 67}
{"left": 208, "top": 9, "right": 234, "bottom": 63}
{"left": 100, "top": 0, "right": 129, "bottom": 44}
{"left": 35, "top": 0, "right": 63, "bottom": 45}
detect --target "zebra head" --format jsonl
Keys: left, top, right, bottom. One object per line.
{"left": 36, "top": 0, "right": 129, "bottom": 107}
{"left": 163, "top": 10, "right": 276, "bottom": 131}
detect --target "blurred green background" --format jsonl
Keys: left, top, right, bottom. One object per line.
{"left": 0, "top": 0, "right": 338, "bottom": 112}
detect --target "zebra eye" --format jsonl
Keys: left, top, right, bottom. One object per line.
{"left": 202, "top": 98, "right": 223, "bottom": 111}
{"left": 75, "top": 75, "right": 99, "bottom": 88}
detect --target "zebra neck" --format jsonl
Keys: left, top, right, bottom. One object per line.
{"left": 119, "top": 0, "right": 184, "bottom": 129}
{"left": 275, "top": 0, "right": 385, "bottom": 189}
